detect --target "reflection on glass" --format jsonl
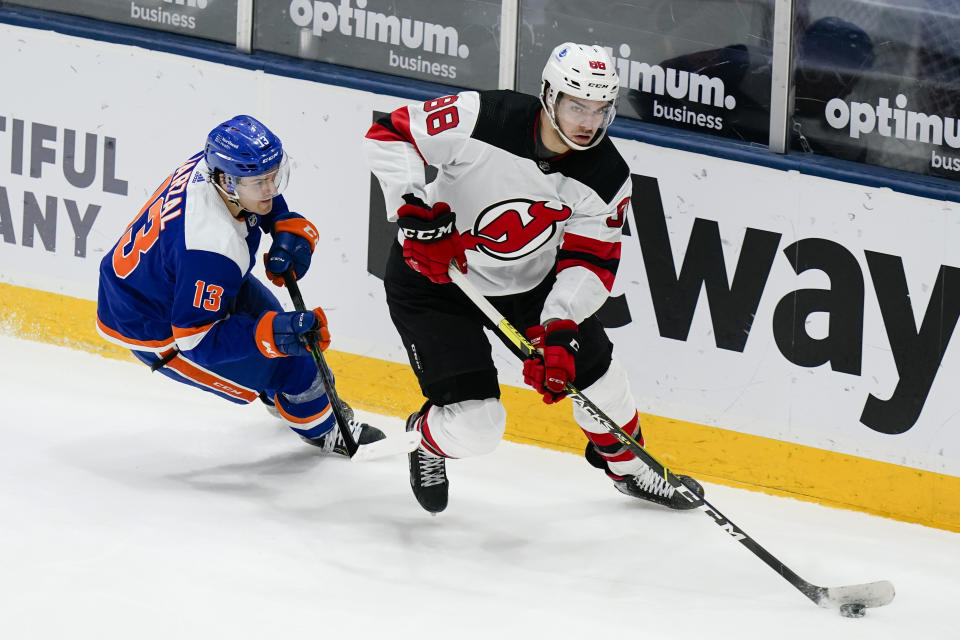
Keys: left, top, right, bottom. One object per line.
{"left": 518, "top": 0, "right": 775, "bottom": 143}
{"left": 5, "top": 0, "right": 237, "bottom": 44}
{"left": 791, "top": 0, "right": 960, "bottom": 181}
{"left": 254, "top": 0, "right": 501, "bottom": 91}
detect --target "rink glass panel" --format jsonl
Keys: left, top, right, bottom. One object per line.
{"left": 790, "top": 0, "right": 960, "bottom": 183}
{"left": 4, "top": 0, "right": 237, "bottom": 44}
{"left": 253, "top": 0, "right": 501, "bottom": 91}
{"left": 517, "top": 0, "right": 776, "bottom": 145}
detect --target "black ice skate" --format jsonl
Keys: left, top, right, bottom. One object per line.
{"left": 611, "top": 466, "right": 704, "bottom": 510}
{"left": 302, "top": 418, "right": 385, "bottom": 457}
{"left": 586, "top": 443, "right": 704, "bottom": 510}
{"left": 406, "top": 411, "right": 448, "bottom": 513}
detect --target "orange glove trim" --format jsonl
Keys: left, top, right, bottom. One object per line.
{"left": 273, "top": 218, "right": 319, "bottom": 251}
{"left": 254, "top": 311, "right": 286, "bottom": 358}
{"left": 312, "top": 307, "right": 331, "bottom": 351}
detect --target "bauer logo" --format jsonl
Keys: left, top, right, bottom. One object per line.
{"left": 261, "top": 340, "right": 280, "bottom": 358}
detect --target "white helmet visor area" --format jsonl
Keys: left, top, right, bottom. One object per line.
{"left": 547, "top": 91, "right": 617, "bottom": 150}
{"left": 554, "top": 93, "right": 617, "bottom": 131}
{"left": 225, "top": 152, "right": 291, "bottom": 200}
{"left": 539, "top": 43, "right": 621, "bottom": 150}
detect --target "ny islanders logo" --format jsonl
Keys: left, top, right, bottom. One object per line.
{"left": 461, "top": 199, "right": 572, "bottom": 260}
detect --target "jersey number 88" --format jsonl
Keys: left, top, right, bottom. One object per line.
{"left": 424, "top": 96, "right": 460, "bottom": 136}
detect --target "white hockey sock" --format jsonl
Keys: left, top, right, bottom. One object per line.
{"left": 419, "top": 398, "right": 506, "bottom": 459}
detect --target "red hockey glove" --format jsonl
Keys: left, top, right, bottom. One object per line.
{"left": 255, "top": 307, "right": 330, "bottom": 358}
{"left": 522, "top": 319, "right": 579, "bottom": 404}
{"left": 396, "top": 194, "right": 467, "bottom": 284}
{"left": 264, "top": 218, "right": 319, "bottom": 286}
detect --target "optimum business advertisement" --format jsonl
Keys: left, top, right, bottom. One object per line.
{"left": 255, "top": 0, "right": 501, "bottom": 90}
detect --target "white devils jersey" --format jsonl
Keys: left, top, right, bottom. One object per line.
{"left": 364, "top": 90, "right": 632, "bottom": 324}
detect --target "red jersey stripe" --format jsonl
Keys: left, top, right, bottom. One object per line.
{"left": 557, "top": 258, "right": 617, "bottom": 291}
{"left": 390, "top": 107, "right": 426, "bottom": 164}
{"left": 366, "top": 122, "right": 409, "bottom": 144}
{"left": 560, "top": 232, "right": 622, "bottom": 261}
{"left": 557, "top": 232, "right": 621, "bottom": 291}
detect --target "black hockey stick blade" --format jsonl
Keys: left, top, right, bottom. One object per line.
{"left": 283, "top": 272, "right": 418, "bottom": 461}
{"left": 447, "top": 262, "right": 896, "bottom": 611}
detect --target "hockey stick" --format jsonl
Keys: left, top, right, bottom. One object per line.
{"left": 448, "top": 263, "right": 895, "bottom": 612}
{"left": 283, "top": 272, "right": 420, "bottom": 462}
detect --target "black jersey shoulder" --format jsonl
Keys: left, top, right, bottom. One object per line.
{"left": 470, "top": 90, "right": 542, "bottom": 157}
{"left": 471, "top": 90, "right": 630, "bottom": 205}
{"left": 551, "top": 137, "right": 630, "bottom": 205}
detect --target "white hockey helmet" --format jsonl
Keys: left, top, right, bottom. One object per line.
{"left": 540, "top": 43, "right": 620, "bottom": 150}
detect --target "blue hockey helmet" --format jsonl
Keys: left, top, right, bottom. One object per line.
{"left": 205, "top": 115, "right": 290, "bottom": 199}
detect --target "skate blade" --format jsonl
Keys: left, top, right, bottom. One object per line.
{"left": 350, "top": 431, "right": 421, "bottom": 462}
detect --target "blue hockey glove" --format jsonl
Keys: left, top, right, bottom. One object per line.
{"left": 255, "top": 308, "right": 330, "bottom": 358}
{"left": 265, "top": 218, "right": 319, "bottom": 286}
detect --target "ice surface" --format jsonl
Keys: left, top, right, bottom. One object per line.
{"left": 0, "top": 335, "right": 956, "bottom": 639}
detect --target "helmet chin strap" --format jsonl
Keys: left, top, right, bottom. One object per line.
{"left": 212, "top": 179, "right": 247, "bottom": 219}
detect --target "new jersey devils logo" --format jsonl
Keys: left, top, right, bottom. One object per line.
{"left": 461, "top": 199, "right": 572, "bottom": 260}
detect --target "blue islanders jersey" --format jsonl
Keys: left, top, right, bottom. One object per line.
{"left": 97, "top": 152, "right": 304, "bottom": 369}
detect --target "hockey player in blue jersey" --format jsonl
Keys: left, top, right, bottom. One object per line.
{"left": 97, "top": 115, "right": 384, "bottom": 454}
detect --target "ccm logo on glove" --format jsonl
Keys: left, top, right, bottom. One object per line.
{"left": 264, "top": 217, "right": 319, "bottom": 286}
{"left": 396, "top": 194, "right": 467, "bottom": 284}
{"left": 523, "top": 319, "right": 579, "bottom": 404}
{"left": 399, "top": 218, "right": 456, "bottom": 242}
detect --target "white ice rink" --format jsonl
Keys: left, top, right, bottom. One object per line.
{"left": 1, "top": 334, "right": 957, "bottom": 639}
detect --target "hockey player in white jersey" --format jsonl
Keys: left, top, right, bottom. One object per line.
{"left": 365, "top": 43, "right": 704, "bottom": 513}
